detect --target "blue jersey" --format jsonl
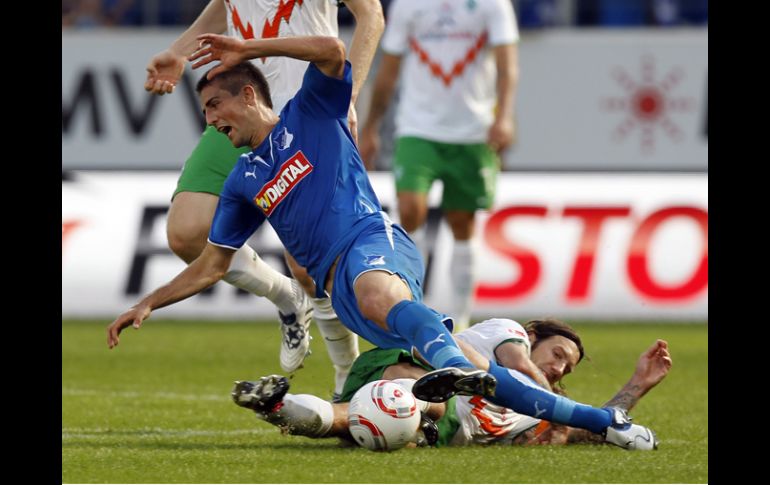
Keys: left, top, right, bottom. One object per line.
{"left": 209, "top": 61, "right": 383, "bottom": 296}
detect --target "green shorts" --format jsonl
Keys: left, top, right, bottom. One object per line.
{"left": 339, "top": 347, "right": 460, "bottom": 447}
{"left": 393, "top": 136, "right": 499, "bottom": 211}
{"left": 173, "top": 125, "right": 251, "bottom": 199}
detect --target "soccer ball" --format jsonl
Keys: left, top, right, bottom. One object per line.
{"left": 348, "top": 379, "right": 421, "bottom": 451}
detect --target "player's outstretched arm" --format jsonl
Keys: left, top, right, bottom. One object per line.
{"left": 562, "top": 340, "right": 672, "bottom": 444}
{"left": 487, "top": 43, "right": 518, "bottom": 153}
{"left": 343, "top": 0, "right": 385, "bottom": 143}
{"left": 359, "top": 53, "right": 402, "bottom": 169}
{"left": 344, "top": 0, "right": 384, "bottom": 103}
{"left": 107, "top": 243, "right": 235, "bottom": 349}
{"left": 190, "top": 34, "right": 347, "bottom": 80}
{"left": 145, "top": 0, "right": 227, "bottom": 95}
{"left": 603, "top": 339, "right": 672, "bottom": 411}
{"left": 515, "top": 340, "right": 672, "bottom": 446}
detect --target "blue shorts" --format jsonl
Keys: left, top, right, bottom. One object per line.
{"left": 330, "top": 217, "right": 431, "bottom": 350}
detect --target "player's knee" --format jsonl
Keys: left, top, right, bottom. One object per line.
{"left": 356, "top": 272, "right": 412, "bottom": 326}
{"left": 445, "top": 211, "right": 476, "bottom": 239}
{"left": 360, "top": 292, "right": 410, "bottom": 328}
{"left": 358, "top": 291, "right": 407, "bottom": 327}
{"left": 398, "top": 211, "right": 424, "bottom": 233}
{"left": 166, "top": 221, "right": 208, "bottom": 263}
{"left": 397, "top": 198, "right": 427, "bottom": 232}
{"left": 357, "top": 292, "right": 388, "bottom": 324}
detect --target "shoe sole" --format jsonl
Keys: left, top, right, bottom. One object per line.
{"left": 231, "top": 376, "right": 290, "bottom": 413}
{"left": 412, "top": 368, "right": 497, "bottom": 403}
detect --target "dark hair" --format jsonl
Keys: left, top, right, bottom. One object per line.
{"left": 196, "top": 62, "right": 273, "bottom": 109}
{"left": 524, "top": 318, "right": 585, "bottom": 364}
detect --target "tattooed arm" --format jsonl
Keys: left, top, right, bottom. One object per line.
{"left": 517, "top": 340, "right": 672, "bottom": 445}
{"left": 602, "top": 339, "right": 672, "bottom": 411}
{"left": 564, "top": 339, "right": 672, "bottom": 444}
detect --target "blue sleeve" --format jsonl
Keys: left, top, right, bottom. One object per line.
{"left": 208, "top": 175, "right": 264, "bottom": 249}
{"left": 294, "top": 61, "right": 352, "bottom": 119}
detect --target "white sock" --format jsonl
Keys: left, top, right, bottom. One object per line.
{"left": 391, "top": 378, "right": 430, "bottom": 413}
{"left": 259, "top": 393, "right": 334, "bottom": 438}
{"left": 313, "top": 298, "right": 359, "bottom": 396}
{"left": 223, "top": 245, "right": 302, "bottom": 315}
{"left": 310, "top": 296, "right": 337, "bottom": 321}
{"left": 449, "top": 239, "right": 476, "bottom": 332}
{"left": 408, "top": 226, "right": 429, "bottom": 263}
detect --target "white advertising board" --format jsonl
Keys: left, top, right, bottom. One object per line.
{"left": 62, "top": 172, "right": 707, "bottom": 320}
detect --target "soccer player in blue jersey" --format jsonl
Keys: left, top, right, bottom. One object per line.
{"left": 106, "top": 33, "right": 657, "bottom": 450}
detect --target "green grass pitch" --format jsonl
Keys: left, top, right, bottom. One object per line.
{"left": 62, "top": 319, "right": 707, "bottom": 483}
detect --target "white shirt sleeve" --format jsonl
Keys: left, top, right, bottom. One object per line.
{"left": 486, "top": 0, "right": 519, "bottom": 46}
{"left": 381, "top": 0, "right": 412, "bottom": 55}
{"left": 455, "top": 318, "right": 530, "bottom": 360}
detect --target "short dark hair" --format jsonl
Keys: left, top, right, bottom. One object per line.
{"left": 524, "top": 318, "right": 585, "bottom": 364}
{"left": 196, "top": 62, "right": 272, "bottom": 109}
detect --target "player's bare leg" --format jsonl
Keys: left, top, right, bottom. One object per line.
{"left": 168, "top": 192, "right": 312, "bottom": 373}
{"left": 397, "top": 192, "right": 429, "bottom": 260}
{"left": 167, "top": 192, "right": 218, "bottom": 263}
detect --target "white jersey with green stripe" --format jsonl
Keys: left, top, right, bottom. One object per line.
{"left": 381, "top": 0, "right": 519, "bottom": 143}
{"left": 451, "top": 318, "right": 540, "bottom": 445}
{"left": 224, "top": 0, "right": 339, "bottom": 112}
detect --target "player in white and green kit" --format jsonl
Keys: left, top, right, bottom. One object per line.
{"left": 359, "top": 0, "right": 520, "bottom": 331}
{"left": 233, "top": 318, "right": 670, "bottom": 449}
{"left": 143, "top": 0, "right": 385, "bottom": 397}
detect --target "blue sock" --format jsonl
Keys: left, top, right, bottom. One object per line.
{"left": 486, "top": 361, "right": 612, "bottom": 434}
{"left": 386, "top": 300, "right": 472, "bottom": 369}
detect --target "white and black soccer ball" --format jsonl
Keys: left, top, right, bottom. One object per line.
{"left": 348, "top": 379, "right": 421, "bottom": 451}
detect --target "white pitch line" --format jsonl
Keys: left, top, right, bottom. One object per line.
{"left": 659, "top": 438, "right": 707, "bottom": 445}
{"left": 62, "top": 388, "right": 224, "bottom": 402}
{"left": 62, "top": 427, "right": 274, "bottom": 439}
